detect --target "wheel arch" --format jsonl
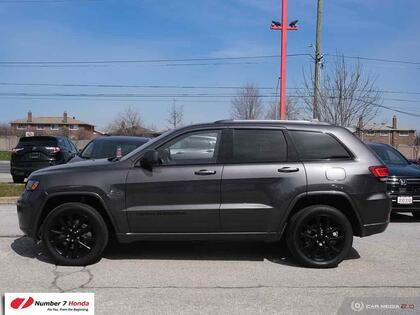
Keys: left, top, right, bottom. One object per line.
{"left": 36, "top": 192, "right": 117, "bottom": 238}
{"left": 284, "top": 191, "right": 363, "bottom": 237}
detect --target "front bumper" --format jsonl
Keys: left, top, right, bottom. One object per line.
{"left": 391, "top": 194, "right": 420, "bottom": 212}
{"left": 16, "top": 189, "right": 45, "bottom": 239}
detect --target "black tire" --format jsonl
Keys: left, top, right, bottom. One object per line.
{"left": 412, "top": 212, "right": 420, "bottom": 219}
{"left": 41, "top": 202, "right": 109, "bottom": 266}
{"left": 12, "top": 176, "right": 25, "bottom": 183}
{"left": 286, "top": 205, "right": 353, "bottom": 268}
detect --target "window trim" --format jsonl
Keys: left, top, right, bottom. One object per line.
{"left": 379, "top": 131, "right": 388, "bottom": 137}
{"left": 69, "top": 124, "right": 79, "bottom": 130}
{"left": 16, "top": 124, "right": 26, "bottom": 130}
{"left": 50, "top": 124, "right": 59, "bottom": 130}
{"left": 288, "top": 130, "right": 355, "bottom": 162}
{"left": 366, "top": 130, "right": 375, "bottom": 136}
{"left": 399, "top": 131, "right": 409, "bottom": 137}
{"left": 36, "top": 124, "right": 44, "bottom": 130}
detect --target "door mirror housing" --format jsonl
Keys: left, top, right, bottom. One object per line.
{"left": 140, "top": 150, "right": 159, "bottom": 170}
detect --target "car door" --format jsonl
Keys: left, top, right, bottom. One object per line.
{"left": 125, "top": 129, "right": 224, "bottom": 233}
{"left": 220, "top": 128, "right": 306, "bottom": 233}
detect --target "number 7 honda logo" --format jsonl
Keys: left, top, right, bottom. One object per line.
{"left": 10, "top": 297, "right": 34, "bottom": 309}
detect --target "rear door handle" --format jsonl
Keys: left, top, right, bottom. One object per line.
{"left": 278, "top": 167, "right": 299, "bottom": 173}
{"left": 194, "top": 169, "right": 216, "bottom": 176}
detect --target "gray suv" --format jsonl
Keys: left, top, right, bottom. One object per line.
{"left": 17, "top": 120, "right": 391, "bottom": 268}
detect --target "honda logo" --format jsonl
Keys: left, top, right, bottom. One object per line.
{"left": 399, "top": 179, "right": 408, "bottom": 186}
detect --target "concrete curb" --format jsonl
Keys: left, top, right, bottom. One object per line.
{"left": 0, "top": 160, "right": 10, "bottom": 164}
{"left": 0, "top": 197, "right": 18, "bottom": 204}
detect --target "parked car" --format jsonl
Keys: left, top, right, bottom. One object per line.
{"left": 368, "top": 143, "right": 420, "bottom": 219}
{"left": 10, "top": 136, "right": 77, "bottom": 183}
{"left": 69, "top": 136, "right": 149, "bottom": 163}
{"left": 17, "top": 120, "right": 391, "bottom": 267}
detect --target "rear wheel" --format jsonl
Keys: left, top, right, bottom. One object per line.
{"left": 41, "top": 202, "right": 109, "bottom": 266}
{"left": 12, "top": 176, "right": 25, "bottom": 183}
{"left": 286, "top": 205, "right": 353, "bottom": 268}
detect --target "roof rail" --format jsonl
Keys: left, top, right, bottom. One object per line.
{"left": 214, "top": 119, "right": 330, "bottom": 125}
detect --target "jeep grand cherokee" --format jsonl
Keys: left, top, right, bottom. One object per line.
{"left": 17, "top": 120, "right": 391, "bottom": 268}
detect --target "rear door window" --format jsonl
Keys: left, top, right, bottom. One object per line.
{"left": 230, "top": 129, "right": 287, "bottom": 163}
{"left": 289, "top": 131, "right": 351, "bottom": 160}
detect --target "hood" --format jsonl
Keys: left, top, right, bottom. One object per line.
{"left": 31, "top": 158, "right": 113, "bottom": 176}
{"left": 387, "top": 163, "right": 420, "bottom": 177}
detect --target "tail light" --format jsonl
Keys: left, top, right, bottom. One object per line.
{"left": 45, "top": 146, "right": 61, "bottom": 153}
{"left": 11, "top": 148, "right": 24, "bottom": 154}
{"left": 369, "top": 165, "right": 389, "bottom": 180}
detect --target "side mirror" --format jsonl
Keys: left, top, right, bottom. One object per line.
{"left": 140, "top": 150, "right": 159, "bottom": 170}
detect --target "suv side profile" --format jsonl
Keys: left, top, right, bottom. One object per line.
{"left": 17, "top": 121, "right": 391, "bottom": 268}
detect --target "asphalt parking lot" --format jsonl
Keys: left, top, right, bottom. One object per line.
{"left": 0, "top": 204, "right": 419, "bottom": 314}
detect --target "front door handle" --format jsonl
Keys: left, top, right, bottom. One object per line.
{"left": 278, "top": 167, "right": 299, "bottom": 173}
{"left": 194, "top": 169, "right": 216, "bottom": 176}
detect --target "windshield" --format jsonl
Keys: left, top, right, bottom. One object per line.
{"left": 370, "top": 145, "right": 409, "bottom": 166}
{"left": 80, "top": 139, "right": 148, "bottom": 159}
{"left": 121, "top": 130, "right": 172, "bottom": 161}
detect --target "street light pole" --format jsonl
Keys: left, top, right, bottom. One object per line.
{"left": 270, "top": 0, "right": 298, "bottom": 120}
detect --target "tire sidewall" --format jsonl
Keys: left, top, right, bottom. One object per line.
{"left": 42, "top": 202, "right": 109, "bottom": 266}
{"left": 287, "top": 205, "right": 353, "bottom": 268}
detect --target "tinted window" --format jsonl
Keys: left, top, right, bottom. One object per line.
{"left": 157, "top": 130, "right": 221, "bottom": 165}
{"left": 290, "top": 131, "right": 351, "bottom": 160}
{"left": 231, "top": 129, "right": 287, "bottom": 163}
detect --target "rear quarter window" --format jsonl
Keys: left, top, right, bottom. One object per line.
{"left": 289, "top": 130, "right": 351, "bottom": 160}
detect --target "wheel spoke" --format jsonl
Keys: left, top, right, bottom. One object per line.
{"left": 77, "top": 240, "right": 92, "bottom": 250}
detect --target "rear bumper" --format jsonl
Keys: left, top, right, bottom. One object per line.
{"left": 11, "top": 162, "right": 56, "bottom": 177}
{"left": 360, "top": 221, "right": 389, "bottom": 237}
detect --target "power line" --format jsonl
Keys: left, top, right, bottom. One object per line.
{"left": 0, "top": 54, "right": 309, "bottom": 65}
{"left": 0, "top": 53, "right": 417, "bottom": 66}
{"left": 1, "top": 82, "right": 420, "bottom": 96}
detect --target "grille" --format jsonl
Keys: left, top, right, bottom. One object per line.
{"left": 387, "top": 177, "right": 420, "bottom": 194}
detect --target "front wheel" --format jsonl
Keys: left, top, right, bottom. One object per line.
{"left": 286, "top": 205, "right": 353, "bottom": 268}
{"left": 41, "top": 202, "right": 109, "bottom": 266}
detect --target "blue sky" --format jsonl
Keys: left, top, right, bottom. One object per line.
{"left": 0, "top": 0, "right": 419, "bottom": 130}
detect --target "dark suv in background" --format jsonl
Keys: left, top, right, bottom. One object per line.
{"left": 11, "top": 136, "right": 78, "bottom": 183}
{"left": 368, "top": 142, "right": 420, "bottom": 219}
{"left": 17, "top": 121, "right": 391, "bottom": 268}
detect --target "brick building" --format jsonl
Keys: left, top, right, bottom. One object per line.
{"left": 359, "top": 115, "right": 417, "bottom": 146}
{"left": 10, "top": 111, "right": 95, "bottom": 140}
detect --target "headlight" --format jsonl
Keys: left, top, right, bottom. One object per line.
{"left": 26, "top": 180, "right": 40, "bottom": 191}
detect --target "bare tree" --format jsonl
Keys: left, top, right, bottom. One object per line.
{"left": 166, "top": 100, "right": 184, "bottom": 129}
{"left": 301, "top": 54, "right": 382, "bottom": 128}
{"left": 107, "top": 107, "right": 144, "bottom": 136}
{"left": 231, "top": 84, "right": 264, "bottom": 120}
{"left": 265, "top": 97, "right": 302, "bottom": 120}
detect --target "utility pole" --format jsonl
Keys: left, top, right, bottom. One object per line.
{"left": 313, "top": 0, "right": 323, "bottom": 120}
{"left": 270, "top": 0, "right": 298, "bottom": 120}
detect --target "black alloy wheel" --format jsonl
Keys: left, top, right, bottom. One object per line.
{"left": 286, "top": 205, "right": 353, "bottom": 268}
{"left": 42, "top": 203, "right": 108, "bottom": 266}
